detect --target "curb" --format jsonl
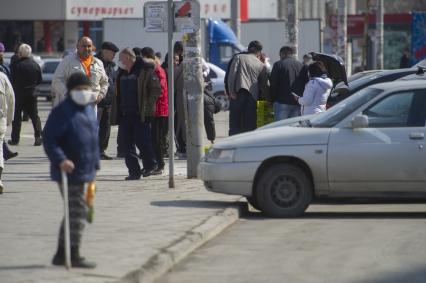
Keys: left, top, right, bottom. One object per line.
{"left": 116, "top": 199, "right": 246, "bottom": 283}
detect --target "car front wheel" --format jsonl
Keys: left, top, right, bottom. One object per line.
{"left": 256, "top": 164, "right": 313, "bottom": 217}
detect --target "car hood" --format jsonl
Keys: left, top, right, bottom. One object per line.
{"left": 256, "top": 114, "right": 316, "bottom": 130}
{"left": 311, "top": 52, "right": 348, "bottom": 85}
{"left": 215, "top": 127, "right": 331, "bottom": 149}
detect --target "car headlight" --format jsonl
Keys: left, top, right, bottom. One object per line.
{"left": 205, "top": 148, "right": 235, "bottom": 163}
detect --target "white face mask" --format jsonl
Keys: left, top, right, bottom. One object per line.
{"left": 70, "top": 90, "right": 96, "bottom": 106}
{"left": 118, "top": 61, "right": 126, "bottom": 70}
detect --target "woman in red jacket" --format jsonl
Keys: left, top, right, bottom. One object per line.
{"left": 141, "top": 47, "right": 168, "bottom": 175}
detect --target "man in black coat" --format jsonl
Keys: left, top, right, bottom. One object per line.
{"left": 270, "top": 46, "right": 307, "bottom": 121}
{"left": 9, "top": 44, "right": 42, "bottom": 146}
{"left": 95, "top": 41, "right": 119, "bottom": 160}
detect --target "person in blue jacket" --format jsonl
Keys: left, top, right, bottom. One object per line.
{"left": 43, "top": 72, "right": 100, "bottom": 269}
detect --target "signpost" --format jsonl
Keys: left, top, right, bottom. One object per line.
{"left": 144, "top": 0, "right": 201, "bottom": 187}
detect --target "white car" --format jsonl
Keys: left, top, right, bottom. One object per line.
{"left": 34, "top": 58, "right": 61, "bottom": 101}
{"left": 206, "top": 62, "right": 229, "bottom": 111}
{"left": 199, "top": 80, "right": 426, "bottom": 217}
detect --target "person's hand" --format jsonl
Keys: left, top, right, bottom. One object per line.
{"left": 60, "top": 160, "right": 75, "bottom": 173}
{"left": 229, "top": 92, "right": 237, "bottom": 100}
{"left": 95, "top": 95, "right": 103, "bottom": 104}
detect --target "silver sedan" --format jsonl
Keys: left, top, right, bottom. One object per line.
{"left": 199, "top": 81, "right": 426, "bottom": 217}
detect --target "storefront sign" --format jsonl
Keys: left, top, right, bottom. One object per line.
{"left": 66, "top": 0, "right": 230, "bottom": 21}
{"left": 66, "top": 0, "right": 144, "bottom": 20}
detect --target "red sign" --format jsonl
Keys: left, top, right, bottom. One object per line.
{"left": 70, "top": 6, "right": 135, "bottom": 17}
{"left": 330, "top": 13, "right": 412, "bottom": 37}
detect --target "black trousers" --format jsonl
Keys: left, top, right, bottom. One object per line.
{"left": 152, "top": 117, "right": 168, "bottom": 170}
{"left": 11, "top": 95, "right": 42, "bottom": 143}
{"left": 229, "top": 90, "right": 257, "bottom": 136}
{"left": 97, "top": 107, "right": 111, "bottom": 153}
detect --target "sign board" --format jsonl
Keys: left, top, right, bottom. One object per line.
{"left": 144, "top": 1, "right": 200, "bottom": 33}
{"left": 144, "top": 1, "right": 168, "bottom": 32}
{"left": 66, "top": 0, "right": 143, "bottom": 20}
{"left": 174, "top": 1, "right": 201, "bottom": 33}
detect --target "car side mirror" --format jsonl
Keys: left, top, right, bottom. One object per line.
{"left": 351, "top": 115, "right": 369, "bottom": 129}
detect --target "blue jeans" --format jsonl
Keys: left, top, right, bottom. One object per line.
{"left": 121, "top": 114, "right": 157, "bottom": 176}
{"left": 273, "top": 103, "right": 301, "bottom": 121}
{"left": 229, "top": 90, "right": 257, "bottom": 136}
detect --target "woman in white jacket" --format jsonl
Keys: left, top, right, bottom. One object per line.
{"left": 294, "top": 61, "right": 333, "bottom": 116}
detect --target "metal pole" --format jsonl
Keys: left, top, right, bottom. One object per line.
{"left": 337, "top": 0, "right": 347, "bottom": 65}
{"left": 278, "top": 0, "right": 287, "bottom": 20}
{"left": 286, "top": 0, "right": 299, "bottom": 59}
{"left": 376, "top": 0, "right": 384, "bottom": 69}
{"left": 231, "top": 0, "right": 241, "bottom": 40}
{"left": 183, "top": 19, "right": 204, "bottom": 179}
{"left": 167, "top": 0, "right": 175, "bottom": 188}
{"left": 61, "top": 171, "right": 71, "bottom": 270}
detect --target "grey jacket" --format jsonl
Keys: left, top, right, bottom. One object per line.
{"left": 227, "top": 53, "right": 268, "bottom": 100}
{"left": 52, "top": 54, "right": 108, "bottom": 107}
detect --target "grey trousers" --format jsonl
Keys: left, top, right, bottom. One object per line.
{"left": 57, "top": 183, "right": 87, "bottom": 248}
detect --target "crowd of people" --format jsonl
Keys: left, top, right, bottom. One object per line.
{"left": 225, "top": 41, "right": 333, "bottom": 136}
{"left": 0, "top": 36, "right": 334, "bottom": 268}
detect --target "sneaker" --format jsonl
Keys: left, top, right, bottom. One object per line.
{"left": 141, "top": 167, "right": 156, "bottom": 177}
{"left": 125, "top": 174, "right": 141, "bottom": 181}
{"left": 151, "top": 168, "right": 164, "bottom": 175}
{"left": 7, "top": 140, "right": 18, "bottom": 146}
{"left": 100, "top": 153, "right": 113, "bottom": 160}
{"left": 34, "top": 137, "right": 42, "bottom": 146}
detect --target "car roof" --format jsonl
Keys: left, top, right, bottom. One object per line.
{"left": 371, "top": 80, "right": 426, "bottom": 91}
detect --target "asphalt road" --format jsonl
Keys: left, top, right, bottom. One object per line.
{"left": 158, "top": 203, "right": 426, "bottom": 283}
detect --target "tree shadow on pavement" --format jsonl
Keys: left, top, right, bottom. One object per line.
{"left": 150, "top": 200, "right": 238, "bottom": 209}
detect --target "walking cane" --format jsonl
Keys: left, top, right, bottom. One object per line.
{"left": 61, "top": 171, "right": 72, "bottom": 270}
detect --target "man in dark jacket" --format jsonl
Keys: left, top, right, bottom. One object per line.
{"left": 95, "top": 41, "right": 119, "bottom": 160}
{"left": 399, "top": 48, "right": 411, "bottom": 68}
{"left": 43, "top": 72, "right": 99, "bottom": 268}
{"left": 111, "top": 48, "right": 162, "bottom": 180}
{"left": 9, "top": 43, "right": 43, "bottom": 146}
{"left": 270, "top": 46, "right": 307, "bottom": 121}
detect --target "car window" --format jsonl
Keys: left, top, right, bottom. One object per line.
{"left": 311, "top": 87, "right": 383, "bottom": 128}
{"left": 363, "top": 91, "right": 426, "bottom": 127}
{"left": 43, "top": 61, "right": 60, "bottom": 74}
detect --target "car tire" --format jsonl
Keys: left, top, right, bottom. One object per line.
{"left": 246, "top": 196, "right": 261, "bottom": 211}
{"left": 256, "top": 164, "right": 312, "bottom": 218}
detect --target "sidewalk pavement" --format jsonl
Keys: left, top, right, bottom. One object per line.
{"left": 0, "top": 101, "right": 242, "bottom": 283}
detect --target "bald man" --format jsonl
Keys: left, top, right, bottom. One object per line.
{"left": 52, "top": 37, "right": 108, "bottom": 107}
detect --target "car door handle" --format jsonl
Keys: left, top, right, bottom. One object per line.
{"left": 410, "top": 132, "right": 425, "bottom": 140}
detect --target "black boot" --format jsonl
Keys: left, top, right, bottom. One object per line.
{"left": 71, "top": 247, "right": 96, "bottom": 268}
{"left": 3, "top": 143, "right": 18, "bottom": 161}
{"left": 51, "top": 244, "right": 65, "bottom": 266}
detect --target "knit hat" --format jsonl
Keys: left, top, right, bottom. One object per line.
{"left": 0, "top": 43, "right": 5, "bottom": 52}
{"left": 66, "top": 72, "right": 92, "bottom": 91}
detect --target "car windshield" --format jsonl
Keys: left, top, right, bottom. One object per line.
{"left": 43, "top": 61, "right": 60, "bottom": 74}
{"left": 310, "top": 87, "right": 383, "bottom": 128}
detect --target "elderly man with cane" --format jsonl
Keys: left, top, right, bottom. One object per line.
{"left": 43, "top": 72, "right": 100, "bottom": 268}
